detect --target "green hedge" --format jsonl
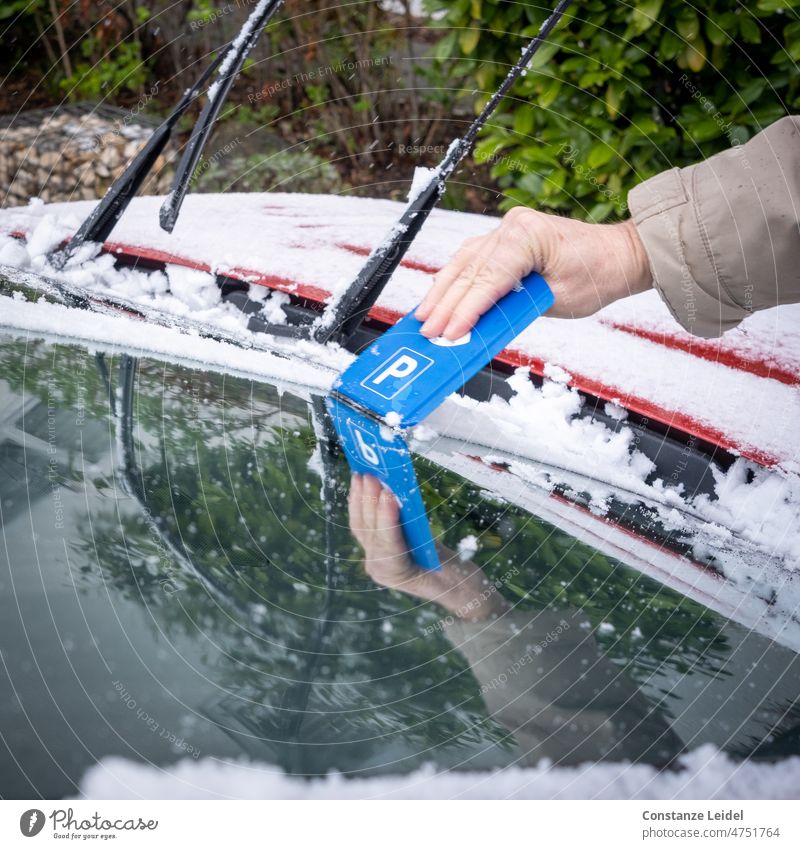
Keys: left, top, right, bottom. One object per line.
{"left": 425, "top": 0, "right": 800, "bottom": 221}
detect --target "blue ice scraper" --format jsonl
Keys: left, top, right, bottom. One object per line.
{"left": 328, "top": 272, "right": 554, "bottom": 570}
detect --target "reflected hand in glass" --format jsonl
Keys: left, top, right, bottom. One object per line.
{"left": 348, "top": 473, "right": 507, "bottom": 621}
{"left": 348, "top": 472, "right": 683, "bottom": 768}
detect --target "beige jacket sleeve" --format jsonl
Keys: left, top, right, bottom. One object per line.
{"left": 628, "top": 115, "right": 800, "bottom": 338}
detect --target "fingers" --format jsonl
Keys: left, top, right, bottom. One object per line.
{"left": 348, "top": 473, "right": 365, "bottom": 544}
{"left": 349, "top": 474, "right": 398, "bottom": 535}
{"left": 416, "top": 214, "right": 538, "bottom": 340}
{"left": 420, "top": 259, "right": 519, "bottom": 340}
{"left": 360, "top": 473, "right": 382, "bottom": 531}
{"left": 440, "top": 278, "right": 509, "bottom": 340}
{"left": 374, "top": 482, "right": 400, "bottom": 530}
{"left": 349, "top": 474, "right": 412, "bottom": 582}
{"left": 415, "top": 240, "right": 480, "bottom": 321}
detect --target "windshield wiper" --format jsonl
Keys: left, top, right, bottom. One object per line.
{"left": 51, "top": 0, "right": 284, "bottom": 266}
{"left": 49, "top": 48, "right": 229, "bottom": 268}
{"left": 313, "top": 0, "right": 573, "bottom": 345}
{"left": 159, "top": 0, "right": 284, "bottom": 233}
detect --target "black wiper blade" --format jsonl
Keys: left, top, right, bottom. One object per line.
{"left": 313, "top": 0, "right": 572, "bottom": 345}
{"left": 312, "top": 145, "right": 461, "bottom": 345}
{"left": 49, "top": 49, "right": 229, "bottom": 269}
{"left": 159, "top": 0, "right": 284, "bottom": 233}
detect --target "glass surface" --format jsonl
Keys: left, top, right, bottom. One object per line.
{"left": 1, "top": 334, "right": 799, "bottom": 799}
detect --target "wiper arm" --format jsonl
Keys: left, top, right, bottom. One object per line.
{"left": 313, "top": 0, "right": 573, "bottom": 345}
{"left": 50, "top": 48, "right": 229, "bottom": 268}
{"left": 159, "top": 0, "right": 285, "bottom": 233}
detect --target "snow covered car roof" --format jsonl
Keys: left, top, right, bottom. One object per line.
{"left": 2, "top": 192, "right": 798, "bottom": 471}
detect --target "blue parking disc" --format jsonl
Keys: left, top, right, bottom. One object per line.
{"left": 333, "top": 271, "right": 553, "bottom": 427}
{"left": 326, "top": 395, "right": 440, "bottom": 570}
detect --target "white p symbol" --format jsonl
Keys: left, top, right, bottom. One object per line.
{"left": 354, "top": 428, "right": 380, "bottom": 466}
{"left": 372, "top": 354, "right": 418, "bottom": 386}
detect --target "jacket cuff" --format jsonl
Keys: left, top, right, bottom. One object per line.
{"left": 628, "top": 166, "right": 748, "bottom": 338}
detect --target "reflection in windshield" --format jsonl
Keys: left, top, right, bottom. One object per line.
{"left": 1, "top": 334, "right": 799, "bottom": 798}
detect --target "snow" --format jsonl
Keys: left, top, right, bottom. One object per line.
{"left": 165, "top": 264, "right": 219, "bottom": 310}
{"left": 693, "top": 460, "right": 800, "bottom": 562}
{"left": 426, "top": 373, "right": 800, "bottom": 563}
{"left": 0, "top": 193, "right": 798, "bottom": 565}
{"left": 2, "top": 192, "right": 795, "bottom": 475}
{"left": 205, "top": 0, "right": 277, "bottom": 102}
{"left": 379, "top": 0, "right": 432, "bottom": 17}
{"left": 457, "top": 534, "right": 479, "bottom": 560}
{"left": 407, "top": 166, "right": 437, "bottom": 203}
{"left": 429, "top": 369, "right": 658, "bottom": 504}
{"left": 385, "top": 411, "right": 402, "bottom": 428}
{"left": 77, "top": 746, "right": 800, "bottom": 799}
{"left": 0, "top": 286, "right": 343, "bottom": 393}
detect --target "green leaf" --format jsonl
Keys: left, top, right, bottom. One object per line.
{"left": 587, "top": 142, "right": 615, "bottom": 168}
{"left": 738, "top": 78, "right": 767, "bottom": 107}
{"left": 630, "top": 0, "right": 663, "bottom": 36}
{"left": 433, "top": 31, "right": 457, "bottom": 62}
{"left": 529, "top": 39, "right": 560, "bottom": 70}
{"left": 785, "top": 21, "right": 800, "bottom": 61}
{"left": 578, "top": 70, "right": 609, "bottom": 88}
{"left": 659, "top": 29, "right": 684, "bottom": 59}
{"left": 513, "top": 107, "right": 535, "bottom": 136}
{"left": 756, "top": 0, "right": 797, "bottom": 12}
{"left": 587, "top": 201, "right": 615, "bottom": 222}
{"left": 687, "top": 117, "right": 723, "bottom": 143}
{"left": 739, "top": 15, "right": 762, "bottom": 44}
{"left": 516, "top": 172, "right": 545, "bottom": 196}
{"left": 605, "top": 82, "right": 623, "bottom": 119}
{"left": 459, "top": 26, "right": 481, "bottom": 55}
{"left": 705, "top": 18, "right": 731, "bottom": 47}
{"left": 538, "top": 78, "right": 562, "bottom": 108}
{"left": 517, "top": 145, "right": 559, "bottom": 166}
{"left": 676, "top": 9, "right": 700, "bottom": 40}
{"left": 681, "top": 37, "right": 707, "bottom": 72}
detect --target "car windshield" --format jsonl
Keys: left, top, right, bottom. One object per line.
{"left": 2, "top": 330, "right": 799, "bottom": 799}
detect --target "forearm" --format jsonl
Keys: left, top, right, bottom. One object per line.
{"left": 407, "top": 546, "right": 510, "bottom": 621}
{"left": 629, "top": 115, "right": 800, "bottom": 338}
{"left": 443, "top": 609, "right": 683, "bottom": 767}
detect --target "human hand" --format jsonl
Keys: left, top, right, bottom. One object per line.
{"left": 415, "top": 208, "right": 652, "bottom": 340}
{"left": 348, "top": 474, "right": 508, "bottom": 620}
{"left": 348, "top": 473, "right": 422, "bottom": 593}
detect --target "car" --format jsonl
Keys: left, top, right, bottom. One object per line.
{"left": 1, "top": 189, "right": 799, "bottom": 798}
